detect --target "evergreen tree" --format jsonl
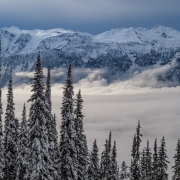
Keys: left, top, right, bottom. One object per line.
{"left": 88, "top": 139, "right": 100, "bottom": 180}
{"left": 100, "top": 139, "right": 111, "bottom": 180}
{"left": 172, "top": 139, "right": 180, "bottom": 180}
{"left": 0, "top": 39, "right": 4, "bottom": 180}
{"left": 108, "top": 131, "right": 112, "bottom": 154}
{"left": 130, "top": 135, "right": 136, "bottom": 177}
{"left": 141, "top": 149, "right": 146, "bottom": 180}
{"left": 3, "top": 76, "right": 18, "bottom": 179}
{"left": 26, "top": 52, "right": 55, "bottom": 179}
{"left": 136, "top": 120, "right": 142, "bottom": 160}
{"left": 45, "top": 66, "right": 52, "bottom": 112}
{"left": 59, "top": 64, "right": 78, "bottom": 180}
{"left": 157, "top": 136, "right": 169, "bottom": 180}
{"left": 53, "top": 113, "right": 60, "bottom": 174}
{"left": 145, "top": 140, "right": 152, "bottom": 179}
{"left": 74, "top": 89, "right": 88, "bottom": 180}
{"left": 129, "top": 160, "right": 133, "bottom": 178}
{"left": 53, "top": 114, "right": 58, "bottom": 151}
{"left": 15, "top": 118, "right": 19, "bottom": 143}
{"left": 120, "top": 161, "right": 129, "bottom": 180}
{"left": 131, "top": 135, "right": 136, "bottom": 159}
{"left": 45, "top": 66, "right": 59, "bottom": 173}
{"left": 152, "top": 138, "right": 158, "bottom": 180}
{"left": 16, "top": 104, "right": 28, "bottom": 180}
{"left": 131, "top": 120, "right": 142, "bottom": 180}
{"left": 110, "top": 141, "right": 119, "bottom": 180}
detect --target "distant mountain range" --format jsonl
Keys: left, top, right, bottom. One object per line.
{"left": 1, "top": 25, "right": 180, "bottom": 86}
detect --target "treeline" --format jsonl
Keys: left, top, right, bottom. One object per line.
{"left": 0, "top": 51, "right": 179, "bottom": 180}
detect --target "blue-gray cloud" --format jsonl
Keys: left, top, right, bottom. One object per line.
{"left": 0, "top": 0, "right": 180, "bottom": 34}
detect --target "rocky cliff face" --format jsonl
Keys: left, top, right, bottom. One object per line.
{"left": 1, "top": 25, "right": 180, "bottom": 86}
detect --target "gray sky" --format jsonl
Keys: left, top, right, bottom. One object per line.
{"left": 0, "top": 0, "right": 180, "bottom": 34}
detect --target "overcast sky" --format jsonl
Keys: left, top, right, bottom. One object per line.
{"left": 0, "top": 0, "right": 180, "bottom": 34}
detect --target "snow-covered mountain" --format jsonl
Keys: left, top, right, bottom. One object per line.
{"left": 1, "top": 25, "right": 180, "bottom": 86}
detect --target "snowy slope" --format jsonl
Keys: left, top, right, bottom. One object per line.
{"left": 1, "top": 25, "right": 180, "bottom": 86}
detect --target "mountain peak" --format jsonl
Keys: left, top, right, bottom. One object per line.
{"left": 151, "top": 24, "right": 177, "bottom": 32}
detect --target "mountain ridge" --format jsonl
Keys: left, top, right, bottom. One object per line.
{"left": 1, "top": 25, "right": 180, "bottom": 86}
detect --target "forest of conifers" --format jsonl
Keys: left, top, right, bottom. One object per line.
{"left": 0, "top": 50, "right": 179, "bottom": 180}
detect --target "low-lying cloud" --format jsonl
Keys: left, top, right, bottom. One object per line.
{"left": 14, "top": 64, "right": 179, "bottom": 95}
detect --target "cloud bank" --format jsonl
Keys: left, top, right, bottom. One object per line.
{"left": 14, "top": 64, "right": 178, "bottom": 95}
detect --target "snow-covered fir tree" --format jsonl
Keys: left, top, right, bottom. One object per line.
{"left": 15, "top": 118, "right": 19, "bottom": 143}
{"left": 108, "top": 131, "right": 112, "bottom": 154}
{"left": 152, "top": 138, "right": 158, "bottom": 180}
{"left": 3, "top": 76, "right": 18, "bottom": 180}
{"left": 26, "top": 52, "right": 56, "bottom": 180}
{"left": 130, "top": 135, "right": 136, "bottom": 177}
{"left": 45, "top": 66, "right": 54, "bottom": 150}
{"left": 16, "top": 104, "right": 29, "bottom": 180}
{"left": 131, "top": 120, "right": 142, "bottom": 180}
{"left": 100, "top": 139, "right": 111, "bottom": 180}
{"left": 131, "top": 135, "right": 136, "bottom": 159}
{"left": 45, "top": 66, "right": 59, "bottom": 173}
{"left": 145, "top": 140, "right": 152, "bottom": 180}
{"left": 59, "top": 64, "right": 78, "bottom": 180}
{"left": 53, "top": 113, "right": 60, "bottom": 176}
{"left": 74, "top": 89, "right": 88, "bottom": 180}
{"left": 141, "top": 149, "right": 146, "bottom": 180}
{"left": 110, "top": 141, "right": 119, "bottom": 180}
{"left": 120, "top": 161, "right": 129, "bottom": 180}
{"left": 0, "top": 39, "right": 4, "bottom": 180}
{"left": 45, "top": 66, "right": 52, "bottom": 112}
{"left": 172, "top": 139, "right": 180, "bottom": 180}
{"left": 88, "top": 139, "right": 100, "bottom": 180}
{"left": 157, "top": 136, "right": 169, "bottom": 180}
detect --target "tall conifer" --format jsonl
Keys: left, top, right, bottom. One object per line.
{"left": 53, "top": 113, "right": 60, "bottom": 172}
{"left": 130, "top": 134, "right": 136, "bottom": 177}
{"left": 141, "top": 149, "right": 146, "bottom": 179}
{"left": 145, "top": 140, "right": 152, "bottom": 179}
{"left": 157, "top": 136, "right": 169, "bottom": 180}
{"left": 16, "top": 104, "right": 28, "bottom": 180}
{"left": 120, "top": 161, "right": 129, "bottom": 180}
{"left": 172, "top": 139, "right": 180, "bottom": 180}
{"left": 131, "top": 135, "right": 136, "bottom": 159}
{"left": 45, "top": 66, "right": 59, "bottom": 173}
{"left": 26, "top": 52, "right": 55, "bottom": 179}
{"left": 152, "top": 138, "right": 158, "bottom": 179}
{"left": 74, "top": 89, "right": 88, "bottom": 179}
{"left": 3, "top": 76, "right": 17, "bottom": 179}
{"left": 108, "top": 131, "right": 112, "bottom": 154}
{"left": 88, "top": 139, "right": 100, "bottom": 180}
{"left": 100, "top": 139, "right": 111, "bottom": 179}
{"left": 131, "top": 120, "right": 142, "bottom": 180}
{"left": 59, "top": 64, "right": 77, "bottom": 180}
{"left": 111, "top": 141, "right": 119, "bottom": 180}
